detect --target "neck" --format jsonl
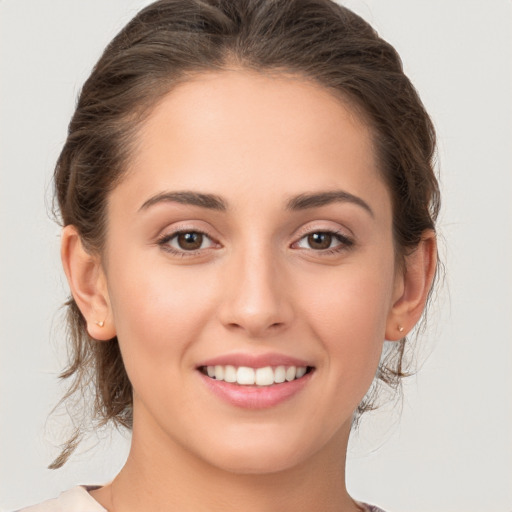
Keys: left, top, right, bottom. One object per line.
{"left": 91, "top": 412, "right": 360, "bottom": 512}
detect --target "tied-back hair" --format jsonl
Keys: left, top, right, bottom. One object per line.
{"left": 50, "top": 0, "right": 440, "bottom": 468}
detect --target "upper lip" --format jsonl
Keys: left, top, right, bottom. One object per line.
{"left": 196, "top": 352, "right": 313, "bottom": 369}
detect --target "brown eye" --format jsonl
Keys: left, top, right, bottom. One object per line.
{"left": 159, "top": 230, "right": 216, "bottom": 254}
{"left": 307, "top": 232, "right": 333, "bottom": 250}
{"left": 294, "top": 230, "right": 353, "bottom": 253}
{"left": 177, "top": 232, "right": 204, "bottom": 250}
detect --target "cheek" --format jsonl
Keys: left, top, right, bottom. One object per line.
{"left": 104, "top": 261, "right": 227, "bottom": 421}
{"left": 105, "top": 256, "right": 218, "bottom": 372}
{"left": 303, "top": 257, "right": 395, "bottom": 331}
{"left": 300, "top": 258, "right": 396, "bottom": 387}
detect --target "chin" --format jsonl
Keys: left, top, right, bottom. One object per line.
{"left": 213, "top": 449, "right": 305, "bottom": 475}
{"left": 196, "top": 429, "right": 323, "bottom": 476}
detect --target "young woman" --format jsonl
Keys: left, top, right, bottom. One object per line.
{"left": 18, "top": 0, "right": 439, "bottom": 510}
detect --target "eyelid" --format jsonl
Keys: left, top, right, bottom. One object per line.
{"left": 155, "top": 222, "right": 221, "bottom": 256}
{"left": 154, "top": 221, "right": 355, "bottom": 257}
{"left": 290, "top": 224, "right": 355, "bottom": 253}
{"left": 155, "top": 220, "right": 219, "bottom": 241}
{"left": 162, "top": 230, "right": 215, "bottom": 247}
{"left": 292, "top": 221, "right": 354, "bottom": 242}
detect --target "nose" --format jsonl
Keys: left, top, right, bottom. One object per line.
{"left": 217, "top": 244, "right": 294, "bottom": 338}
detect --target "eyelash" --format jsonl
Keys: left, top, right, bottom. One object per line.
{"left": 293, "top": 229, "right": 355, "bottom": 255}
{"left": 156, "top": 229, "right": 217, "bottom": 257}
{"left": 156, "top": 229, "right": 354, "bottom": 257}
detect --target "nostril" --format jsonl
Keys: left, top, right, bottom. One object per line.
{"left": 217, "top": 285, "right": 294, "bottom": 337}
{"left": 223, "top": 319, "right": 285, "bottom": 335}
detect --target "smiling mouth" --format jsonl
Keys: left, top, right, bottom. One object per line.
{"left": 199, "top": 365, "right": 314, "bottom": 386}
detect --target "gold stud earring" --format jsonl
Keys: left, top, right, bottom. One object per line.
{"left": 95, "top": 321, "right": 105, "bottom": 327}
{"left": 398, "top": 325, "right": 404, "bottom": 333}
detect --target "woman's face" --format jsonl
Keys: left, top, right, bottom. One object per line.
{"left": 102, "top": 70, "right": 402, "bottom": 473}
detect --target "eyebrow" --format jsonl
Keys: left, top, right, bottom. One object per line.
{"left": 286, "top": 190, "right": 374, "bottom": 217}
{"left": 139, "top": 191, "right": 227, "bottom": 212}
{"left": 139, "top": 189, "right": 373, "bottom": 217}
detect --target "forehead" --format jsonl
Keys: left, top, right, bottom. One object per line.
{"left": 135, "top": 70, "right": 372, "bottom": 158}
{"left": 118, "top": 69, "right": 388, "bottom": 213}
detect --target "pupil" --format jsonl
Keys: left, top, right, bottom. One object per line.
{"left": 308, "top": 233, "right": 331, "bottom": 250}
{"left": 178, "top": 232, "right": 203, "bottom": 250}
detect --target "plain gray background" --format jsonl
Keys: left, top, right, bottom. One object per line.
{"left": 1, "top": 1, "right": 511, "bottom": 510}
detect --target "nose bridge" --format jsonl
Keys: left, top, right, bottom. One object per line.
{"left": 219, "top": 237, "right": 291, "bottom": 337}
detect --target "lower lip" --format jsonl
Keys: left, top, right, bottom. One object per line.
{"left": 198, "top": 371, "right": 313, "bottom": 409}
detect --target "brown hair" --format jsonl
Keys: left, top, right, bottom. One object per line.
{"left": 50, "top": 0, "right": 440, "bottom": 468}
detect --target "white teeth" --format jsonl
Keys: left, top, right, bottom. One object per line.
{"left": 204, "top": 364, "right": 309, "bottom": 386}
{"left": 224, "top": 365, "right": 237, "bottom": 383}
{"left": 274, "top": 365, "right": 286, "bottom": 383}
{"left": 214, "top": 365, "right": 224, "bottom": 380}
{"left": 296, "top": 366, "right": 307, "bottom": 378}
{"left": 236, "top": 366, "right": 255, "bottom": 385}
{"left": 285, "top": 366, "right": 297, "bottom": 381}
{"left": 255, "top": 367, "right": 275, "bottom": 386}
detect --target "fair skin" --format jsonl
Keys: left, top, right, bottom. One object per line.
{"left": 62, "top": 70, "right": 436, "bottom": 512}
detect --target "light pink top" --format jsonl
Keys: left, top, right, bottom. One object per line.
{"left": 16, "top": 487, "right": 105, "bottom": 512}
{"left": 16, "top": 486, "right": 386, "bottom": 512}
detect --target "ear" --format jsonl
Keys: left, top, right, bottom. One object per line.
{"left": 386, "top": 230, "right": 437, "bottom": 341}
{"left": 61, "top": 225, "right": 116, "bottom": 341}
